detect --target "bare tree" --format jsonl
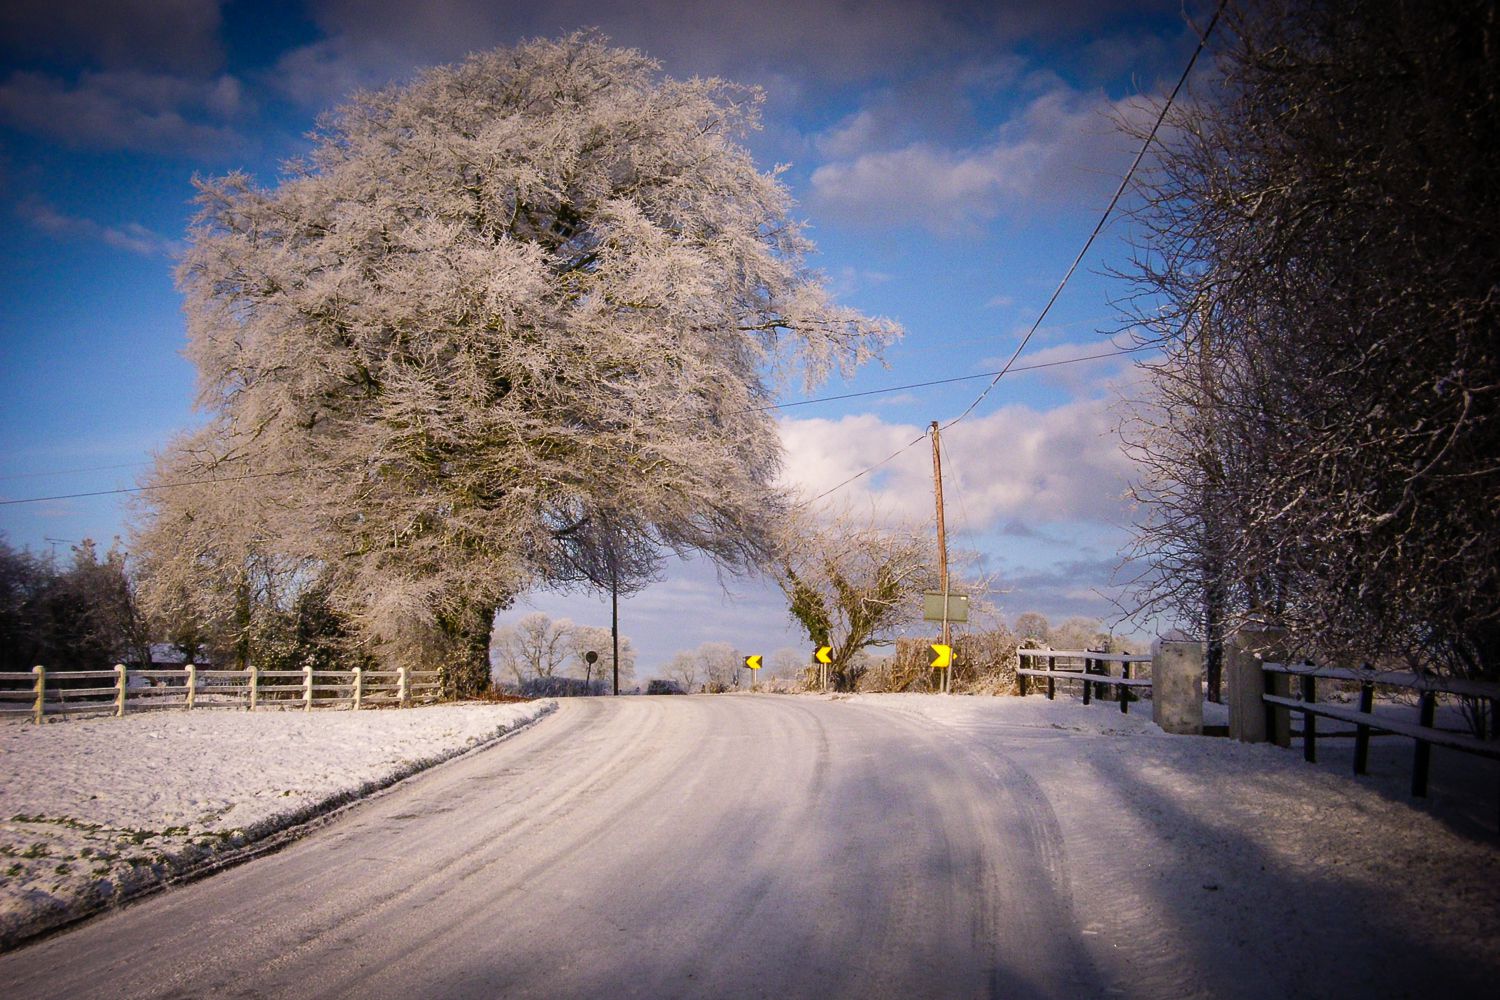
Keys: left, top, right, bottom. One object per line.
{"left": 567, "top": 624, "right": 636, "bottom": 691}
{"left": 491, "top": 612, "right": 575, "bottom": 686}
{"left": 661, "top": 648, "right": 704, "bottom": 694}
{"left": 774, "top": 509, "right": 939, "bottom": 691}
{"left": 134, "top": 33, "right": 897, "bottom": 688}
{"left": 1012, "top": 612, "right": 1051, "bottom": 646}
{"left": 1119, "top": 0, "right": 1500, "bottom": 685}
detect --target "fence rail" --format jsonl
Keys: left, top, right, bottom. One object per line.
{"left": 1016, "top": 648, "right": 1152, "bottom": 713}
{"left": 0, "top": 663, "right": 443, "bottom": 724}
{"left": 1260, "top": 661, "right": 1500, "bottom": 798}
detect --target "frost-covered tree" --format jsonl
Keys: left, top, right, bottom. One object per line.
{"left": 662, "top": 640, "right": 743, "bottom": 693}
{"left": 567, "top": 623, "right": 636, "bottom": 689}
{"left": 491, "top": 612, "right": 574, "bottom": 685}
{"left": 1012, "top": 612, "right": 1051, "bottom": 646}
{"left": 137, "top": 33, "right": 896, "bottom": 685}
{"left": 775, "top": 510, "right": 939, "bottom": 692}
{"left": 1120, "top": 0, "right": 1500, "bottom": 682}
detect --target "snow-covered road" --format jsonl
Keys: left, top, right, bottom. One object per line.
{"left": 3, "top": 694, "right": 1497, "bottom": 998}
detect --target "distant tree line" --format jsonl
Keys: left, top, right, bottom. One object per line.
{"left": 0, "top": 538, "right": 148, "bottom": 673}
{"left": 489, "top": 611, "right": 636, "bottom": 695}
{"left": 1120, "top": 0, "right": 1498, "bottom": 688}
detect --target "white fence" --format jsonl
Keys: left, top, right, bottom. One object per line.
{"left": 0, "top": 664, "right": 442, "bottom": 723}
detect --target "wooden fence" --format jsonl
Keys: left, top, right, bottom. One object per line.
{"left": 1016, "top": 648, "right": 1154, "bottom": 713}
{"left": 0, "top": 664, "right": 442, "bottom": 724}
{"left": 1259, "top": 662, "right": 1500, "bottom": 797}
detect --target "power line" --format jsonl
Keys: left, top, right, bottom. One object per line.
{"left": 0, "top": 461, "right": 151, "bottom": 482}
{"left": 758, "top": 345, "right": 1145, "bottom": 414}
{"left": 1, "top": 344, "right": 1145, "bottom": 508}
{"left": 0, "top": 464, "right": 344, "bottom": 507}
{"left": 940, "top": 0, "right": 1224, "bottom": 432}
{"left": 0, "top": 11, "right": 1221, "bottom": 521}
{"left": 800, "top": 0, "right": 1225, "bottom": 508}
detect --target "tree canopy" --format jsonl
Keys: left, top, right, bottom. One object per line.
{"left": 134, "top": 33, "right": 896, "bottom": 682}
{"left": 1121, "top": 0, "right": 1499, "bottom": 680}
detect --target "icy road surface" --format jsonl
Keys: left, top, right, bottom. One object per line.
{"left": 3, "top": 694, "right": 1498, "bottom": 998}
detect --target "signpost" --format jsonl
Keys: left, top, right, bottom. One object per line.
{"left": 744, "top": 654, "right": 762, "bottom": 691}
{"left": 815, "top": 645, "right": 832, "bottom": 693}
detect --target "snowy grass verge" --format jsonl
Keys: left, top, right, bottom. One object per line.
{"left": 0, "top": 700, "right": 555, "bottom": 950}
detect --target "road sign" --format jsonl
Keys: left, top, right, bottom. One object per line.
{"left": 744, "top": 655, "right": 762, "bottom": 670}
{"left": 815, "top": 646, "right": 833, "bottom": 664}
{"left": 585, "top": 651, "right": 598, "bottom": 664}
{"left": 923, "top": 592, "right": 969, "bottom": 623}
{"left": 930, "top": 644, "right": 952, "bottom": 669}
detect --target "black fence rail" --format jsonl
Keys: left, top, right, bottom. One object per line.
{"left": 1016, "top": 648, "right": 1154, "bottom": 714}
{"left": 1259, "top": 662, "right": 1500, "bottom": 799}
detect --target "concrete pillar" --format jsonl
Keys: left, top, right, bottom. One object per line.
{"left": 1152, "top": 639, "right": 1204, "bottom": 735}
{"left": 1227, "top": 624, "right": 1288, "bottom": 744}
{"left": 1224, "top": 626, "right": 1284, "bottom": 743}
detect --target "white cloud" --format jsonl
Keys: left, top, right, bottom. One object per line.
{"left": 998, "top": 340, "right": 1137, "bottom": 394}
{"left": 19, "top": 199, "right": 184, "bottom": 258}
{"left": 777, "top": 399, "right": 1133, "bottom": 527}
{"left": 0, "top": 70, "right": 248, "bottom": 156}
{"left": 809, "top": 83, "right": 1159, "bottom": 236}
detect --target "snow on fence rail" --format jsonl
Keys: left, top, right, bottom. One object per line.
{"left": 1016, "top": 648, "right": 1154, "bottom": 713}
{"left": 1258, "top": 662, "right": 1500, "bottom": 798}
{"left": 0, "top": 664, "right": 442, "bottom": 723}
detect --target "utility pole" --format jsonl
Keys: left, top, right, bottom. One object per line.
{"left": 611, "top": 557, "right": 620, "bottom": 696}
{"left": 930, "top": 421, "right": 951, "bottom": 694}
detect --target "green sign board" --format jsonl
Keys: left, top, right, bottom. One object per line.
{"left": 922, "top": 591, "right": 969, "bottom": 623}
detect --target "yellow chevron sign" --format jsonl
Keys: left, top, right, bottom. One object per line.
{"left": 744, "top": 655, "right": 762, "bottom": 670}
{"left": 930, "top": 644, "right": 952, "bottom": 669}
{"left": 815, "top": 646, "right": 833, "bottom": 664}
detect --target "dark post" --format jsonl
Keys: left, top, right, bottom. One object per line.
{"left": 1412, "top": 690, "right": 1436, "bottom": 797}
{"left": 611, "top": 561, "right": 620, "bottom": 696}
{"left": 1121, "top": 660, "right": 1131, "bottom": 715}
{"left": 1047, "top": 653, "right": 1056, "bottom": 701}
{"left": 1301, "top": 673, "right": 1317, "bottom": 764}
{"left": 1018, "top": 651, "right": 1028, "bottom": 697}
{"left": 1353, "top": 681, "right": 1374, "bottom": 775}
{"left": 1082, "top": 655, "right": 1092, "bottom": 706}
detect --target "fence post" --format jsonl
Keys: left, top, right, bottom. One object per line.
{"left": 1353, "top": 679, "right": 1374, "bottom": 775}
{"left": 32, "top": 665, "right": 44, "bottom": 725}
{"left": 115, "top": 663, "right": 128, "bottom": 718}
{"left": 352, "top": 667, "right": 363, "bottom": 710}
{"left": 1412, "top": 690, "right": 1437, "bottom": 797}
{"left": 1151, "top": 640, "right": 1204, "bottom": 735}
{"left": 1301, "top": 673, "right": 1317, "bottom": 763}
{"left": 185, "top": 663, "right": 197, "bottom": 711}
{"left": 398, "top": 666, "right": 410, "bottom": 708}
{"left": 1121, "top": 660, "right": 1131, "bottom": 715}
{"left": 303, "top": 664, "right": 313, "bottom": 712}
{"left": 1082, "top": 654, "right": 1092, "bottom": 706}
{"left": 1046, "top": 652, "right": 1056, "bottom": 700}
{"left": 248, "top": 664, "right": 259, "bottom": 711}
{"left": 1017, "top": 650, "right": 1027, "bottom": 697}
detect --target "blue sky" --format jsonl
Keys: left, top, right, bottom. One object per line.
{"left": 0, "top": 0, "right": 1210, "bottom": 672}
